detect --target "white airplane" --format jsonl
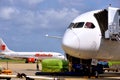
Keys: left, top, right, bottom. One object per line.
{"left": 62, "top": 6, "right": 120, "bottom": 61}
{"left": 0, "top": 38, "right": 66, "bottom": 63}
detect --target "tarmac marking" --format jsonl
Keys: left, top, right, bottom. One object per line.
{"left": 105, "top": 77, "right": 120, "bottom": 79}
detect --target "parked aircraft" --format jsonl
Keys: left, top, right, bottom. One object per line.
{"left": 62, "top": 6, "right": 120, "bottom": 61}
{"left": 0, "top": 38, "right": 66, "bottom": 63}
{"left": 61, "top": 6, "right": 120, "bottom": 77}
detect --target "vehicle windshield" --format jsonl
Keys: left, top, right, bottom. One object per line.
{"left": 68, "top": 22, "right": 84, "bottom": 28}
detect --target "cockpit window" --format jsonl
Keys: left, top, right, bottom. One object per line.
{"left": 68, "top": 23, "right": 74, "bottom": 28}
{"left": 73, "top": 22, "right": 84, "bottom": 28}
{"left": 68, "top": 22, "right": 84, "bottom": 28}
{"left": 84, "top": 22, "right": 95, "bottom": 29}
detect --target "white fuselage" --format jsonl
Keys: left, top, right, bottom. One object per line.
{"left": 62, "top": 9, "right": 120, "bottom": 60}
{"left": 2, "top": 51, "right": 66, "bottom": 60}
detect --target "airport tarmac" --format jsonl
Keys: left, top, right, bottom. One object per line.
{"left": 0, "top": 62, "right": 120, "bottom": 80}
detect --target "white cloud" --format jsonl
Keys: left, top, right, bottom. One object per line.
{"left": 0, "top": 5, "right": 80, "bottom": 34}
{"left": 27, "top": 0, "right": 44, "bottom": 5}
{"left": 15, "top": 0, "right": 44, "bottom": 6}
{"left": 10, "top": 8, "right": 80, "bottom": 31}
{"left": 36, "top": 8, "right": 80, "bottom": 29}
{"left": 59, "top": 0, "right": 84, "bottom": 7}
{"left": 5, "top": 0, "right": 44, "bottom": 8}
{"left": 0, "top": 7, "right": 19, "bottom": 20}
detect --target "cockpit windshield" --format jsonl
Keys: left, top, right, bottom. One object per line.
{"left": 84, "top": 22, "right": 95, "bottom": 29}
{"left": 68, "top": 23, "right": 74, "bottom": 28}
{"left": 68, "top": 22, "right": 84, "bottom": 28}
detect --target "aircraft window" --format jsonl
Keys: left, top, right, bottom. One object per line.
{"left": 73, "top": 22, "right": 84, "bottom": 28}
{"left": 68, "top": 23, "right": 74, "bottom": 28}
{"left": 85, "top": 22, "right": 95, "bottom": 29}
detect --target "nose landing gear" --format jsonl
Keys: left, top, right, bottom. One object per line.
{"left": 67, "top": 54, "right": 104, "bottom": 78}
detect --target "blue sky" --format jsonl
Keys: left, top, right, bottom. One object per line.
{"left": 0, "top": 0, "right": 120, "bottom": 53}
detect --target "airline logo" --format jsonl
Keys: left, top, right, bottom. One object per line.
{"left": 35, "top": 53, "right": 53, "bottom": 57}
{"left": 0, "top": 44, "right": 5, "bottom": 51}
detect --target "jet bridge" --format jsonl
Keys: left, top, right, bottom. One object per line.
{"left": 94, "top": 7, "right": 120, "bottom": 41}
{"left": 94, "top": 9, "right": 108, "bottom": 37}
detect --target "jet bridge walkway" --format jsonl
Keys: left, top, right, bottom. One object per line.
{"left": 94, "top": 7, "right": 120, "bottom": 41}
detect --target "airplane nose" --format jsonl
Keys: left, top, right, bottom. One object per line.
{"left": 62, "top": 29, "right": 80, "bottom": 51}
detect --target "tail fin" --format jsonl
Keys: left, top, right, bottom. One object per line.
{"left": 0, "top": 38, "right": 13, "bottom": 52}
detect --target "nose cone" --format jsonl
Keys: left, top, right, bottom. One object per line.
{"left": 62, "top": 29, "right": 80, "bottom": 52}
